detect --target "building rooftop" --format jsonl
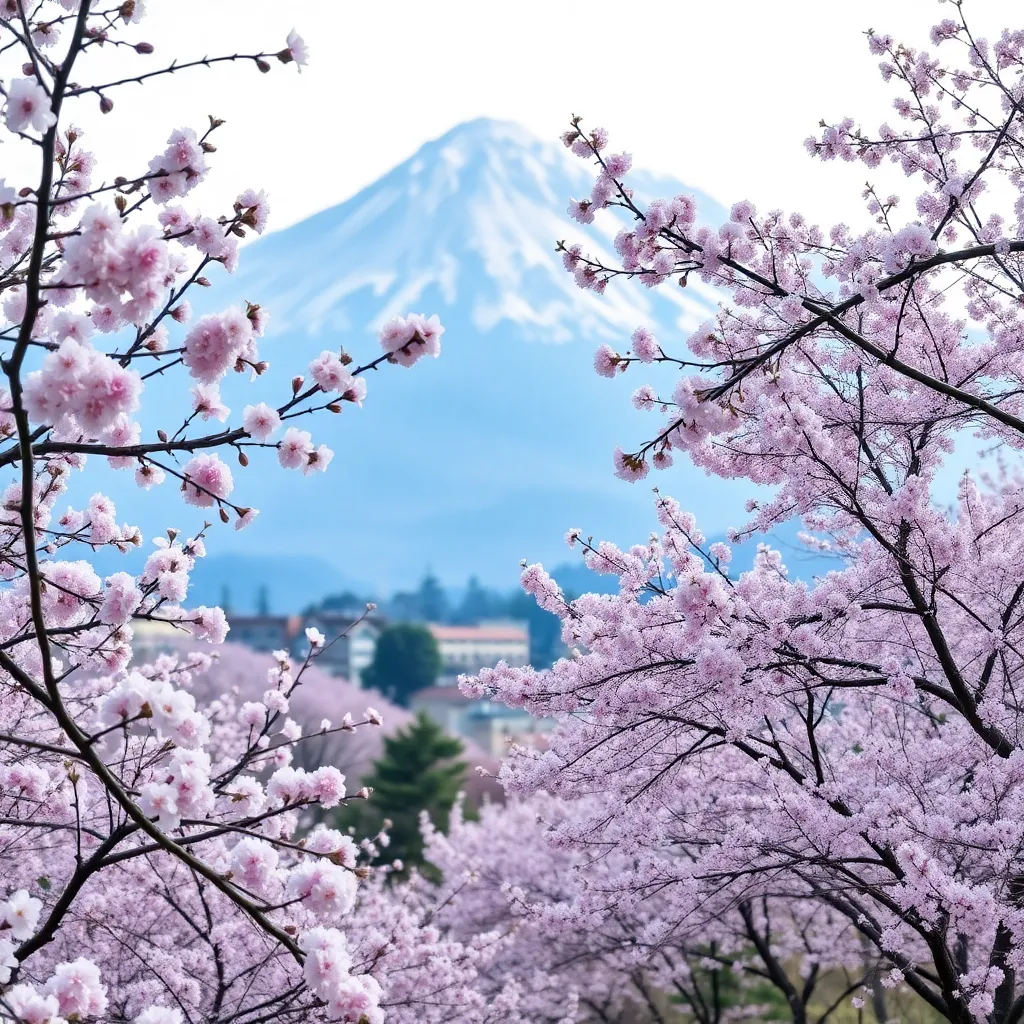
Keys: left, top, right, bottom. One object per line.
{"left": 225, "top": 613, "right": 305, "bottom": 636}
{"left": 306, "top": 611, "right": 386, "bottom": 625}
{"left": 411, "top": 685, "right": 475, "bottom": 704}
{"left": 428, "top": 624, "right": 527, "bottom": 642}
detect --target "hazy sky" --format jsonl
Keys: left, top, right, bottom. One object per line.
{"left": 31, "top": 0, "right": 1020, "bottom": 234}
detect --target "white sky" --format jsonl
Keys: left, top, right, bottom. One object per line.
{"left": 20, "top": 0, "right": 1018, "bottom": 235}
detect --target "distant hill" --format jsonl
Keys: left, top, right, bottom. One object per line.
{"left": 188, "top": 554, "right": 369, "bottom": 615}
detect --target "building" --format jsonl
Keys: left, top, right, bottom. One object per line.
{"left": 223, "top": 611, "right": 385, "bottom": 685}
{"left": 296, "top": 611, "right": 386, "bottom": 685}
{"left": 410, "top": 685, "right": 554, "bottom": 758}
{"left": 131, "top": 619, "right": 190, "bottom": 663}
{"left": 410, "top": 621, "right": 544, "bottom": 757}
{"left": 224, "top": 614, "right": 301, "bottom": 655}
{"left": 428, "top": 622, "right": 529, "bottom": 681}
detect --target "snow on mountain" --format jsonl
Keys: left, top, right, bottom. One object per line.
{"left": 89, "top": 118, "right": 762, "bottom": 609}
{"left": 233, "top": 118, "right": 718, "bottom": 345}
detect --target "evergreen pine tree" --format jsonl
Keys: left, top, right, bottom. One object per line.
{"left": 340, "top": 712, "right": 466, "bottom": 878}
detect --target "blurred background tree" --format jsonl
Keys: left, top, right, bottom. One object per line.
{"left": 361, "top": 622, "right": 442, "bottom": 706}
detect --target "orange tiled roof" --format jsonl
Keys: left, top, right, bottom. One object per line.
{"left": 428, "top": 624, "right": 527, "bottom": 642}
{"left": 412, "top": 685, "right": 473, "bottom": 703}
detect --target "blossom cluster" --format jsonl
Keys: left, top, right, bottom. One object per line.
{"left": 0, "top": 5, "right": 458, "bottom": 1023}
{"left": 22, "top": 335, "right": 141, "bottom": 435}
{"left": 378, "top": 313, "right": 445, "bottom": 367}
{"left": 460, "top": 9, "right": 1024, "bottom": 1023}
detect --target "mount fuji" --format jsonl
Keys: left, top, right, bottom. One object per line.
{"left": 89, "top": 119, "right": 779, "bottom": 611}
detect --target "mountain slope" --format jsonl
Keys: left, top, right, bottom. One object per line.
{"left": 86, "top": 119, "right": 763, "bottom": 609}
{"left": 231, "top": 119, "right": 719, "bottom": 343}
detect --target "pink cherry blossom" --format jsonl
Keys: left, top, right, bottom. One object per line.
{"left": 378, "top": 313, "right": 444, "bottom": 367}
{"left": 284, "top": 30, "right": 309, "bottom": 67}
{"left": 191, "top": 383, "right": 229, "bottom": 421}
{"left": 5, "top": 78, "right": 56, "bottom": 134}
{"left": 99, "top": 571, "right": 143, "bottom": 625}
{"left": 44, "top": 958, "right": 108, "bottom": 1018}
{"left": 277, "top": 426, "right": 314, "bottom": 469}
{"left": 0, "top": 890, "right": 41, "bottom": 940}
{"left": 183, "top": 310, "right": 252, "bottom": 383}
{"left": 309, "top": 350, "right": 354, "bottom": 393}
{"left": 181, "top": 453, "right": 233, "bottom": 507}
{"left": 236, "top": 188, "right": 270, "bottom": 233}
{"left": 242, "top": 401, "right": 281, "bottom": 440}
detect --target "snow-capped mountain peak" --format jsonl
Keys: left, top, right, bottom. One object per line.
{"left": 231, "top": 117, "right": 721, "bottom": 345}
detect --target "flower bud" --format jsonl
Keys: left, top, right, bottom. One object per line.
{"left": 135, "top": 41, "right": 154, "bottom": 54}
{"left": 99, "top": 96, "right": 114, "bottom": 114}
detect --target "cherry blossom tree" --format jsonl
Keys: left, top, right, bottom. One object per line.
{"left": 425, "top": 791, "right": 898, "bottom": 1024}
{"left": 466, "top": 6, "right": 1024, "bottom": 1023}
{"left": 0, "top": 3, "right": 461, "bottom": 1022}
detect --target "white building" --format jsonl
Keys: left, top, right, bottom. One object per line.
{"left": 131, "top": 619, "right": 190, "bottom": 663}
{"left": 428, "top": 621, "right": 529, "bottom": 680}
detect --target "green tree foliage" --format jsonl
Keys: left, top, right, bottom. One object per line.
{"left": 310, "top": 589, "right": 367, "bottom": 616}
{"left": 340, "top": 712, "right": 467, "bottom": 878}
{"left": 361, "top": 623, "right": 441, "bottom": 706}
